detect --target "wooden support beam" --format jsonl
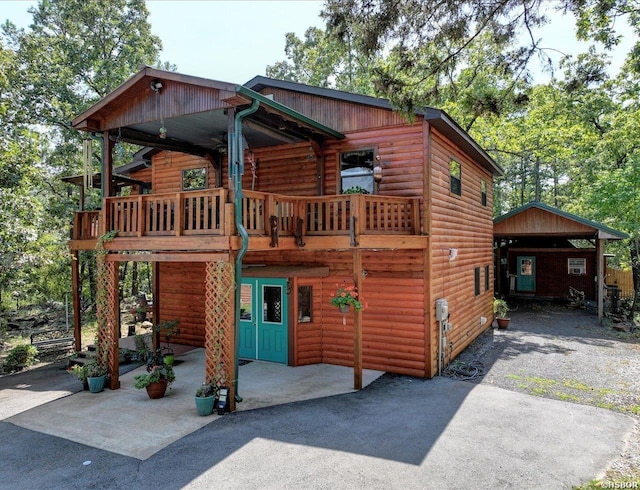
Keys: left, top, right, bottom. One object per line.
{"left": 353, "top": 248, "right": 363, "bottom": 390}
{"left": 597, "top": 238, "right": 604, "bottom": 322}
{"left": 71, "top": 251, "right": 82, "bottom": 352}
{"left": 105, "top": 252, "right": 230, "bottom": 262}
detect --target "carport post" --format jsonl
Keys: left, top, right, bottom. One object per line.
{"left": 597, "top": 238, "right": 604, "bottom": 322}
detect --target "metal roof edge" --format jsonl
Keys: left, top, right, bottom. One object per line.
{"left": 421, "top": 108, "right": 503, "bottom": 176}
{"left": 244, "top": 76, "right": 394, "bottom": 111}
{"left": 236, "top": 85, "right": 345, "bottom": 140}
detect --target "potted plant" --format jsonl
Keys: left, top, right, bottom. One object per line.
{"left": 493, "top": 297, "right": 511, "bottom": 329}
{"left": 153, "top": 319, "right": 180, "bottom": 366}
{"left": 330, "top": 281, "right": 367, "bottom": 314}
{"left": 68, "top": 363, "right": 88, "bottom": 390}
{"left": 194, "top": 382, "right": 218, "bottom": 416}
{"left": 84, "top": 358, "right": 108, "bottom": 393}
{"left": 134, "top": 349, "right": 175, "bottom": 399}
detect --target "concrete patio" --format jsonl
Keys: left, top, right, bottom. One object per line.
{"left": 4, "top": 348, "right": 383, "bottom": 460}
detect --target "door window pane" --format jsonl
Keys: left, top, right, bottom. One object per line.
{"left": 240, "top": 284, "right": 253, "bottom": 320}
{"left": 262, "top": 285, "right": 282, "bottom": 323}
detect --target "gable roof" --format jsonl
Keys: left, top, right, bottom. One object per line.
{"left": 245, "top": 76, "right": 503, "bottom": 177}
{"left": 71, "top": 67, "right": 344, "bottom": 155}
{"left": 494, "top": 201, "right": 628, "bottom": 240}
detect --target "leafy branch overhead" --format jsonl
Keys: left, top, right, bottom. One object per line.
{"left": 319, "top": 0, "right": 638, "bottom": 124}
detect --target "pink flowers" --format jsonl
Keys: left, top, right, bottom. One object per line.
{"left": 330, "top": 281, "right": 367, "bottom": 311}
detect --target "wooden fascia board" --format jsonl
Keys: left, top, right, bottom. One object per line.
{"left": 105, "top": 252, "right": 230, "bottom": 262}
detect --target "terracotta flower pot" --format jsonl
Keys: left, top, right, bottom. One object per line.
{"left": 497, "top": 317, "right": 510, "bottom": 329}
{"left": 145, "top": 379, "right": 168, "bottom": 399}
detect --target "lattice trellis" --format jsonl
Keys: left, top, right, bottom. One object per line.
{"left": 96, "top": 256, "right": 119, "bottom": 388}
{"left": 204, "top": 260, "right": 236, "bottom": 409}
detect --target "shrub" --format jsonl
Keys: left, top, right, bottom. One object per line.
{"left": 5, "top": 344, "right": 39, "bottom": 372}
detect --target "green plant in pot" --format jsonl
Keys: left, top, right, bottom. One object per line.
{"left": 153, "top": 319, "right": 180, "bottom": 366}
{"left": 68, "top": 363, "right": 88, "bottom": 390}
{"left": 134, "top": 349, "right": 176, "bottom": 399}
{"left": 493, "top": 297, "right": 511, "bottom": 329}
{"left": 194, "top": 382, "right": 218, "bottom": 416}
{"left": 82, "top": 358, "right": 108, "bottom": 393}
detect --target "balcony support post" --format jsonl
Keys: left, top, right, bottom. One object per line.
{"left": 353, "top": 248, "right": 363, "bottom": 390}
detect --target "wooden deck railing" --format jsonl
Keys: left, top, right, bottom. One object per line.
{"left": 105, "top": 189, "right": 228, "bottom": 237}
{"left": 241, "top": 192, "right": 420, "bottom": 236}
{"left": 71, "top": 189, "right": 420, "bottom": 242}
{"left": 73, "top": 210, "right": 101, "bottom": 240}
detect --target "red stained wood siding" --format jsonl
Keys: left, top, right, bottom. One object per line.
{"left": 507, "top": 249, "right": 597, "bottom": 299}
{"left": 259, "top": 88, "right": 406, "bottom": 133}
{"left": 428, "top": 125, "right": 495, "bottom": 375}
{"left": 157, "top": 262, "right": 206, "bottom": 346}
{"left": 151, "top": 151, "right": 219, "bottom": 194}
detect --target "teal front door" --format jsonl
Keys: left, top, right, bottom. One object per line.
{"left": 517, "top": 256, "right": 536, "bottom": 292}
{"left": 239, "top": 278, "right": 288, "bottom": 363}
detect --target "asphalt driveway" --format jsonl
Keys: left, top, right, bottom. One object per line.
{"left": 0, "top": 304, "right": 637, "bottom": 489}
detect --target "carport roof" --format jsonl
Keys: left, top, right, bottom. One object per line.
{"left": 494, "top": 201, "right": 629, "bottom": 240}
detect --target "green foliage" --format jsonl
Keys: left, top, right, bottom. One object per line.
{"left": 195, "top": 383, "right": 218, "bottom": 398}
{"left": 134, "top": 349, "right": 176, "bottom": 389}
{"left": 83, "top": 357, "right": 107, "bottom": 378}
{"left": 4, "top": 344, "right": 38, "bottom": 372}
{"left": 341, "top": 186, "right": 369, "bottom": 194}
{"left": 493, "top": 298, "right": 510, "bottom": 318}
{"left": 321, "top": 0, "right": 638, "bottom": 119}
{"left": 0, "top": 0, "right": 169, "bottom": 311}
{"left": 68, "top": 363, "right": 87, "bottom": 382}
{"left": 266, "top": 27, "right": 375, "bottom": 94}
{"left": 133, "top": 334, "right": 151, "bottom": 362}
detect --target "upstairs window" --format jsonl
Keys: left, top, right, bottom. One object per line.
{"left": 474, "top": 267, "right": 481, "bottom": 296}
{"left": 481, "top": 180, "right": 487, "bottom": 206}
{"left": 340, "top": 149, "right": 374, "bottom": 194}
{"left": 450, "top": 159, "right": 461, "bottom": 196}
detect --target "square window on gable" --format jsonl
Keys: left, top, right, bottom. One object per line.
{"left": 450, "top": 159, "right": 461, "bottom": 196}
{"left": 340, "top": 149, "right": 374, "bottom": 194}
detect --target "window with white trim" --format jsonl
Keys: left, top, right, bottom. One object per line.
{"left": 568, "top": 258, "right": 586, "bottom": 275}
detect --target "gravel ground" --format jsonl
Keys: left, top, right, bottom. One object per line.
{"left": 451, "top": 302, "right": 640, "bottom": 483}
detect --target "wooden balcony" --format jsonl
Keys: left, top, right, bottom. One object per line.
{"left": 69, "top": 189, "right": 424, "bottom": 252}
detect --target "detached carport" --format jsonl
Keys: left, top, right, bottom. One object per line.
{"left": 494, "top": 202, "right": 628, "bottom": 320}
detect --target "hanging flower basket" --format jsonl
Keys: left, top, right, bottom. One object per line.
{"left": 330, "top": 281, "right": 367, "bottom": 312}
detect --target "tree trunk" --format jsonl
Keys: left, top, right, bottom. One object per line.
{"left": 119, "top": 261, "right": 128, "bottom": 301}
{"left": 629, "top": 238, "right": 640, "bottom": 319}
{"left": 131, "top": 261, "right": 139, "bottom": 297}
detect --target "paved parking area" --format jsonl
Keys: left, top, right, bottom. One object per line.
{"left": 0, "top": 304, "right": 637, "bottom": 489}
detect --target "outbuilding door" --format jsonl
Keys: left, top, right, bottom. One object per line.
{"left": 239, "top": 277, "right": 288, "bottom": 363}
{"left": 517, "top": 256, "right": 536, "bottom": 292}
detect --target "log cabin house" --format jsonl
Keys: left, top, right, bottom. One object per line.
{"left": 68, "top": 67, "right": 502, "bottom": 410}
{"left": 494, "top": 201, "right": 628, "bottom": 319}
